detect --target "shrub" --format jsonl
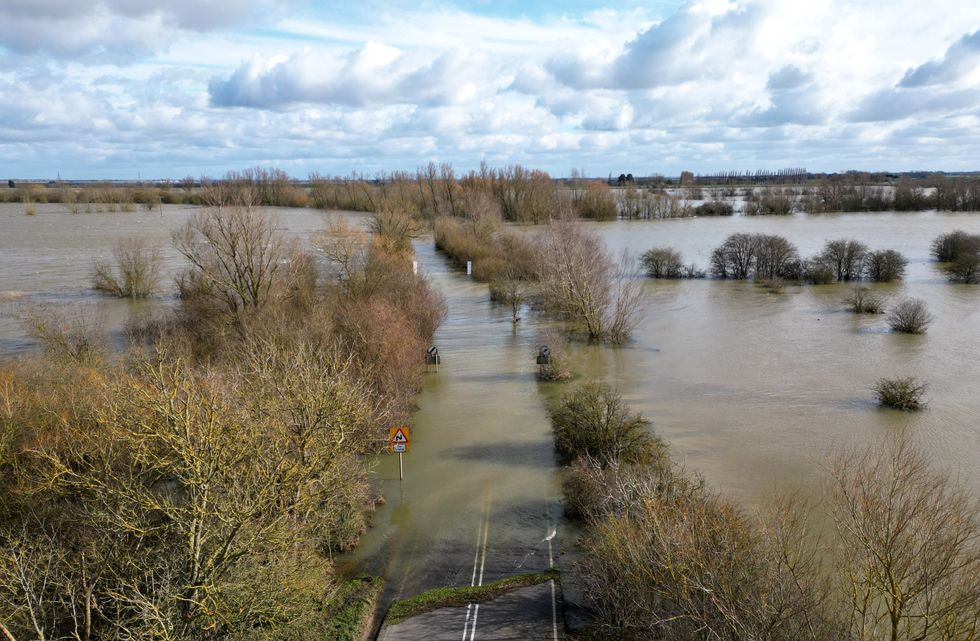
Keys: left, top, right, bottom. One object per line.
{"left": 640, "top": 247, "right": 683, "bottom": 278}
{"left": 945, "top": 252, "right": 980, "bottom": 284}
{"left": 695, "top": 200, "right": 734, "bottom": 216}
{"left": 931, "top": 230, "right": 980, "bottom": 262}
{"left": 548, "top": 382, "right": 656, "bottom": 464}
{"left": 874, "top": 377, "right": 927, "bottom": 410}
{"left": 744, "top": 189, "right": 794, "bottom": 215}
{"left": 863, "top": 249, "right": 907, "bottom": 282}
{"left": 805, "top": 260, "right": 835, "bottom": 285}
{"left": 91, "top": 238, "right": 162, "bottom": 298}
{"left": 844, "top": 287, "right": 884, "bottom": 313}
{"left": 488, "top": 276, "right": 527, "bottom": 322}
{"left": 820, "top": 238, "right": 868, "bottom": 282}
{"left": 683, "top": 263, "right": 705, "bottom": 279}
{"left": 534, "top": 330, "right": 572, "bottom": 382}
{"left": 709, "top": 233, "right": 798, "bottom": 281}
{"left": 887, "top": 297, "right": 932, "bottom": 334}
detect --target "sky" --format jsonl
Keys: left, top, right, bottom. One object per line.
{"left": 1, "top": 0, "right": 979, "bottom": 179}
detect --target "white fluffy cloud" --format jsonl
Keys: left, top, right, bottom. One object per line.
{"left": 209, "top": 43, "right": 494, "bottom": 108}
{"left": 2, "top": 0, "right": 980, "bottom": 178}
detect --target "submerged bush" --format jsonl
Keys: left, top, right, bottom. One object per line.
{"left": 931, "top": 230, "right": 980, "bottom": 262}
{"left": 640, "top": 247, "right": 683, "bottom": 278}
{"left": 945, "top": 253, "right": 980, "bottom": 284}
{"left": 887, "top": 297, "right": 932, "bottom": 334}
{"left": 932, "top": 231, "right": 980, "bottom": 284}
{"left": 548, "top": 382, "right": 657, "bottom": 464}
{"left": 863, "top": 249, "right": 907, "bottom": 282}
{"left": 820, "top": 238, "right": 868, "bottom": 282}
{"left": 844, "top": 287, "right": 884, "bottom": 314}
{"left": 710, "top": 233, "right": 799, "bottom": 281}
{"left": 874, "top": 377, "right": 927, "bottom": 410}
{"left": 534, "top": 330, "right": 573, "bottom": 382}
{"left": 91, "top": 238, "right": 162, "bottom": 298}
{"left": 695, "top": 200, "right": 734, "bottom": 216}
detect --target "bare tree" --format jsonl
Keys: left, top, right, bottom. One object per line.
{"left": 173, "top": 207, "right": 285, "bottom": 322}
{"left": 829, "top": 436, "right": 980, "bottom": 641}
{"left": 538, "top": 220, "right": 644, "bottom": 343}
{"left": 641, "top": 247, "right": 684, "bottom": 278}
{"left": 754, "top": 235, "right": 799, "bottom": 281}
{"left": 820, "top": 239, "right": 868, "bottom": 282}
{"left": 711, "top": 233, "right": 757, "bottom": 279}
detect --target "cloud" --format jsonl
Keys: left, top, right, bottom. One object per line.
{"left": 899, "top": 30, "right": 980, "bottom": 87}
{"left": 0, "top": 0, "right": 296, "bottom": 59}
{"left": 4, "top": 0, "right": 980, "bottom": 178}
{"left": 209, "top": 43, "right": 495, "bottom": 109}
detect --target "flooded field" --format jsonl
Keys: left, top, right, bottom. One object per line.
{"left": 3, "top": 204, "right": 979, "bottom": 599}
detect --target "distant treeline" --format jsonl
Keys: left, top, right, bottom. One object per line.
{"left": 6, "top": 165, "right": 980, "bottom": 215}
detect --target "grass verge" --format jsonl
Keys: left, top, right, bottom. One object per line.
{"left": 384, "top": 569, "right": 559, "bottom": 627}
{"left": 323, "top": 576, "right": 384, "bottom": 641}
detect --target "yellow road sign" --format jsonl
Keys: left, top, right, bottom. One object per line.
{"left": 389, "top": 427, "right": 410, "bottom": 453}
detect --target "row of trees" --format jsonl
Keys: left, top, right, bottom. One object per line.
{"left": 644, "top": 235, "right": 909, "bottom": 284}
{"left": 434, "top": 214, "right": 644, "bottom": 343}
{"left": 1, "top": 202, "right": 446, "bottom": 639}
{"left": 547, "top": 384, "right": 980, "bottom": 641}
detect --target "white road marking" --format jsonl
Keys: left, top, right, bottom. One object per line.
{"left": 549, "top": 536, "right": 558, "bottom": 641}
{"left": 462, "top": 495, "right": 491, "bottom": 641}
{"left": 460, "top": 513, "right": 484, "bottom": 641}
{"left": 469, "top": 508, "right": 491, "bottom": 641}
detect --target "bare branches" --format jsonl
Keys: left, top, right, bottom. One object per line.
{"left": 91, "top": 238, "right": 161, "bottom": 298}
{"left": 538, "top": 220, "right": 644, "bottom": 343}
{"left": 173, "top": 206, "right": 285, "bottom": 323}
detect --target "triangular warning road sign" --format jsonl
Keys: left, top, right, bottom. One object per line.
{"left": 389, "top": 427, "right": 410, "bottom": 444}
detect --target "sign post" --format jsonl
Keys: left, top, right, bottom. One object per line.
{"left": 389, "top": 427, "right": 410, "bottom": 480}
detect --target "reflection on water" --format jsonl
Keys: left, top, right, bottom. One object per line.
{"left": 3, "top": 204, "right": 979, "bottom": 598}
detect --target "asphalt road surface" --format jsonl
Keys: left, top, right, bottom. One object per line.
{"left": 378, "top": 496, "right": 564, "bottom": 641}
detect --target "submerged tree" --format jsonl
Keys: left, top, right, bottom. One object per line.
{"left": 538, "top": 220, "right": 643, "bottom": 343}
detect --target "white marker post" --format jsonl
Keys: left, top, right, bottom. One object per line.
{"left": 466, "top": 260, "right": 472, "bottom": 275}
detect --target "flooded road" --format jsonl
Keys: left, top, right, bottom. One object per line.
{"left": 3, "top": 204, "right": 979, "bottom": 599}
{"left": 350, "top": 237, "right": 563, "bottom": 601}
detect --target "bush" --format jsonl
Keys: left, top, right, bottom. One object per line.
{"left": 887, "top": 297, "right": 932, "bottom": 334}
{"left": 744, "top": 189, "right": 794, "bottom": 215}
{"left": 640, "top": 247, "right": 683, "bottom": 278}
{"left": 945, "top": 252, "right": 980, "bottom": 283}
{"left": 709, "top": 233, "right": 798, "bottom": 281}
{"left": 844, "top": 287, "right": 884, "bottom": 313}
{"left": 534, "top": 331, "right": 572, "bottom": 382}
{"left": 874, "top": 377, "right": 927, "bottom": 410}
{"left": 820, "top": 238, "right": 868, "bottom": 282}
{"left": 863, "top": 249, "right": 907, "bottom": 282}
{"left": 548, "top": 382, "right": 656, "bottom": 464}
{"left": 931, "top": 230, "right": 980, "bottom": 262}
{"left": 805, "top": 260, "right": 836, "bottom": 284}
{"left": 695, "top": 200, "right": 734, "bottom": 216}
{"left": 91, "top": 238, "right": 162, "bottom": 298}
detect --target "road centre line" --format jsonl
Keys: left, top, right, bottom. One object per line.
{"left": 462, "top": 494, "right": 491, "bottom": 641}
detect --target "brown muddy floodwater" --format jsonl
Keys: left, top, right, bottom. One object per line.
{"left": 2, "top": 204, "right": 979, "bottom": 600}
